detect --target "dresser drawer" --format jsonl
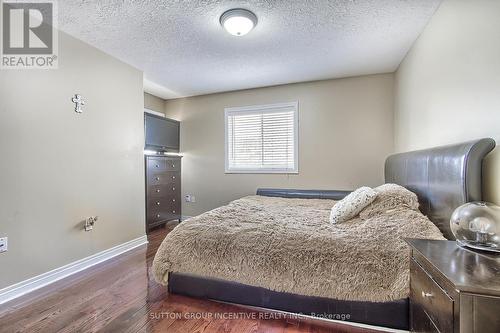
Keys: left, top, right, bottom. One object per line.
{"left": 148, "top": 185, "right": 166, "bottom": 198}
{"left": 148, "top": 196, "right": 180, "bottom": 210}
{"left": 147, "top": 157, "right": 167, "bottom": 171}
{"left": 148, "top": 202, "right": 180, "bottom": 218}
{"left": 147, "top": 171, "right": 180, "bottom": 186}
{"left": 147, "top": 157, "right": 181, "bottom": 172}
{"left": 410, "top": 259, "right": 454, "bottom": 333}
{"left": 146, "top": 157, "right": 181, "bottom": 172}
{"left": 165, "top": 158, "right": 180, "bottom": 171}
{"left": 410, "top": 301, "right": 440, "bottom": 333}
{"left": 148, "top": 209, "right": 180, "bottom": 224}
{"left": 147, "top": 185, "right": 180, "bottom": 198}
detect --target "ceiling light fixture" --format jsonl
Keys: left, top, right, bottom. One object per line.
{"left": 220, "top": 8, "right": 257, "bottom": 37}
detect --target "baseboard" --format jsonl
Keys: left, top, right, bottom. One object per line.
{"left": 0, "top": 235, "right": 148, "bottom": 305}
{"left": 181, "top": 215, "right": 193, "bottom": 221}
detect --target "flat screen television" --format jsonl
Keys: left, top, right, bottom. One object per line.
{"left": 144, "top": 113, "right": 180, "bottom": 152}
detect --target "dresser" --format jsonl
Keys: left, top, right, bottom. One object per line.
{"left": 406, "top": 239, "right": 500, "bottom": 333}
{"left": 145, "top": 155, "right": 181, "bottom": 231}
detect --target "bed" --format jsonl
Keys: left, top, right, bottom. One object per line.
{"left": 152, "top": 138, "right": 495, "bottom": 330}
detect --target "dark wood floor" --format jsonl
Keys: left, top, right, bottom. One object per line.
{"left": 0, "top": 223, "right": 382, "bottom": 333}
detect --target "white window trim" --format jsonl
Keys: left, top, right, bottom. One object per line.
{"left": 224, "top": 101, "right": 299, "bottom": 174}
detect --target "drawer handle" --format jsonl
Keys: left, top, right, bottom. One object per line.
{"left": 156, "top": 202, "right": 161, "bottom": 205}
{"left": 156, "top": 214, "right": 161, "bottom": 218}
{"left": 156, "top": 189, "right": 161, "bottom": 193}
{"left": 422, "top": 291, "right": 433, "bottom": 298}
{"left": 155, "top": 164, "right": 160, "bottom": 168}
{"left": 155, "top": 177, "right": 160, "bottom": 181}
{"left": 172, "top": 164, "right": 175, "bottom": 168}
{"left": 172, "top": 176, "right": 175, "bottom": 179}
{"left": 172, "top": 187, "right": 175, "bottom": 191}
{"left": 173, "top": 210, "right": 176, "bottom": 213}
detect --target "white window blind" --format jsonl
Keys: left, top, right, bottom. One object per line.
{"left": 225, "top": 102, "right": 298, "bottom": 173}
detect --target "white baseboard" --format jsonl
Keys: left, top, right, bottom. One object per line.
{"left": 0, "top": 235, "right": 148, "bottom": 305}
{"left": 181, "top": 215, "right": 193, "bottom": 221}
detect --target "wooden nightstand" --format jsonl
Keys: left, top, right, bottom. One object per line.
{"left": 406, "top": 239, "right": 500, "bottom": 333}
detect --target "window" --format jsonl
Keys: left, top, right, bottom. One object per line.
{"left": 225, "top": 102, "right": 298, "bottom": 173}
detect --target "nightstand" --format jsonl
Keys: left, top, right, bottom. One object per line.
{"left": 406, "top": 239, "right": 500, "bottom": 333}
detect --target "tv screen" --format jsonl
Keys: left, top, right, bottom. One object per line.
{"left": 144, "top": 113, "right": 180, "bottom": 152}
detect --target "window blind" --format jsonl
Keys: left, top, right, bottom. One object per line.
{"left": 225, "top": 102, "right": 298, "bottom": 173}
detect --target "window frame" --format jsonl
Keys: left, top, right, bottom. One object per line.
{"left": 224, "top": 101, "right": 299, "bottom": 174}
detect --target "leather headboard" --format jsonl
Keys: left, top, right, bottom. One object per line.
{"left": 385, "top": 138, "right": 495, "bottom": 240}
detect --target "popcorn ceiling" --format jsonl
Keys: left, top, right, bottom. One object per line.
{"left": 58, "top": 0, "right": 441, "bottom": 98}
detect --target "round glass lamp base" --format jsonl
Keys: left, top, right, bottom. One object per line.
{"left": 450, "top": 202, "right": 500, "bottom": 254}
{"left": 456, "top": 239, "right": 500, "bottom": 253}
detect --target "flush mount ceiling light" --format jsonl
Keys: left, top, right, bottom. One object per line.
{"left": 220, "top": 8, "right": 258, "bottom": 36}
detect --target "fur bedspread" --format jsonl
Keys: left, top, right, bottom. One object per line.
{"left": 152, "top": 195, "right": 445, "bottom": 302}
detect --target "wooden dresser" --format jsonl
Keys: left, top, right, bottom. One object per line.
{"left": 406, "top": 239, "right": 500, "bottom": 333}
{"left": 145, "top": 155, "right": 181, "bottom": 231}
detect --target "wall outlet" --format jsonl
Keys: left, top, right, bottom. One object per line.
{"left": 185, "top": 195, "right": 196, "bottom": 203}
{"left": 0, "top": 237, "right": 8, "bottom": 253}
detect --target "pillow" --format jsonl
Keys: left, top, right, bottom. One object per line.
{"left": 359, "top": 183, "right": 419, "bottom": 220}
{"left": 329, "top": 187, "right": 377, "bottom": 224}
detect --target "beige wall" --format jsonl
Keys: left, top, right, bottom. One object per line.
{"left": 165, "top": 74, "right": 394, "bottom": 216}
{"left": 0, "top": 31, "right": 145, "bottom": 288}
{"left": 144, "top": 92, "right": 166, "bottom": 114}
{"left": 394, "top": 0, "right": 500, "bottom": 204}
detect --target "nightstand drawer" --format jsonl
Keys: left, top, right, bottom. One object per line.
{"left": 410, "top": 259, "right": 453, "bottom": 333}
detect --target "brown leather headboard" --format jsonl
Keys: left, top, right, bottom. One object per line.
{"left": 385, "top": 138, "right": 495, "bottom": 240}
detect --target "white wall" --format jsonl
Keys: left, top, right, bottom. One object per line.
{"left": 394, "top": 0, "right": 500, "bottom": 204}
{"left": 165, "top": 74, "right": 394, "bottom": 216}
{"left": 0, "top": 30, "right": 145, "bottom": 288}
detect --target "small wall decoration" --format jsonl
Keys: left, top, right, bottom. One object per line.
{"left": 72, "top": 94, "right": 85, "bottom": 113}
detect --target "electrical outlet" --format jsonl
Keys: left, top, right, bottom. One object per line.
{"left": 0, "top": 237, "right": 8, "bottom": 253}
{"left": 185, "top": 195, "right": 196, "bottom": 203}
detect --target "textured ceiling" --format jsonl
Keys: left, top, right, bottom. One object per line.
{"left": 58, "top": 0, "right": 441, "bottom": 99}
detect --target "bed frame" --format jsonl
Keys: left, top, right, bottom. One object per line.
{"left": 168, "top": 138, "right": 495, "bottom": 330}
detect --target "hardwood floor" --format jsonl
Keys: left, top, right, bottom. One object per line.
{"left": 0, "top": 223, "right": 381, "bottom": 333}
